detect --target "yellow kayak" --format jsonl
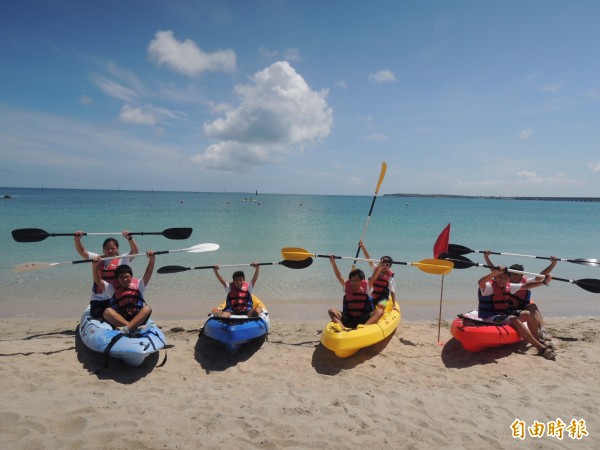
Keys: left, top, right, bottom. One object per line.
{"left": 320, "top": 300, "right": 401, "bottom": 358}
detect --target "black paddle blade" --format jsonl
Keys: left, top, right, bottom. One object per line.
{"left": 157, "top": 265, "right": 191, "bottom": 274}
{"left": 447, "top": 244, "right": 473, "bottom": 255}
{"left": 570, "top": 258, "right": 600, "bottom": 267}
{"left": 574, "top": 279, "right": 600, "bottom": 294}
{"left": 437, "top": 253, "right": 476, "bottom": 269}
{"left": 280, "top": 258, "right": 313, "bottom": 269}
{"left": 162, "top": 227, "right": 193, "bottom": 240}
{"left": 12, "top": 228, "right": 50, "bottom": 242}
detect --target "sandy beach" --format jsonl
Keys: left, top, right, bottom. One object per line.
{"left": 0, "top": 313, "right": 598, "bottom": 450}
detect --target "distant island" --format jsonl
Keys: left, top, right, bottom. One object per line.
{"left": 384, "top": 194, "right": 600, "bottom": 202}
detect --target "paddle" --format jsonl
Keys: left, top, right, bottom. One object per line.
{"left": 11, "top": 227, "right": 193, "bottom": 243}
{"left": 447, "top": 243, "right": 600, "bottom": 267}
{"left": 437, "top": 253, "right": 600, "bottom": 294}
{"left": 352, "top": 161, "right": 387, "bottom": 268}
{"left": 157, "top": 258, "right": 313, "bottom": 274}
{"left": 281, "top": 247, "right": 454, "bottom": 275}
{"left": 14, "top": 243, "right": 220, "bottom": 273}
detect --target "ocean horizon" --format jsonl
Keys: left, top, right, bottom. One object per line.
{"left": 2, "top": 187, "right": 599, "bottom": 322}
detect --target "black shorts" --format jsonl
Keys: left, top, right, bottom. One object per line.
{"left": 342, "top": 313, "right": 370, "bottom": 329}
{"left": 90, "top": 300, "right": 110, "bottom": 319}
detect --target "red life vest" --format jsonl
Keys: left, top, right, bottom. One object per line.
{"left": 344, "top": 280, "right": 373, "bottom": 317}
{"left": 478, "top": 280, "right": 512, "bottom": 316}
{"left": 98, "top": 258, "right": 121, "bottom": 287}
{"left": 511, "top": 275, "right": 531, "bottom": 308}
{"left": 228, "top": 282, "right": 252, "bottom": 313}
{"left": 111, "top": 278, "right": 145, "bottom": 321}
{"left": 371, "top": 269, "right": 394, "bottom": 301}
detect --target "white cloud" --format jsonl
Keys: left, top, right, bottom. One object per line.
{"left": 540, "top": 82, "right": 562, "bottom": 93}
{"left": 368, "top": 70, "right": 397, "bottom": 83}
{"left": 148, "top": 30, "right": 236, "bottom": 77}
{"left": 588, "top": 161, "right": 600, "bottom": 173}
{"left": 365, "top": 133, "right": 387, "bottom": 142}
{"left": 118, "top": 105, "right": 158, "bottom": 126}
{"left": 283, "top": 47, "right": 301, "bottom": 62}
{"left": 93, "top": 75, "right": 138, "bottom": 102}
{"left": 335, "top": 80, "right": 348, "bottom": 89}
{"left": 259, "top": 46, "right": 302, "bottom": 62}
{"left": 192, "top": 61, "right": 333, "bottom": 170}
{"left": 79, "top": 95, "right": 93, "bottom": 105}
{"left": 518, "top": 128, "right": 533, "bottom": 140}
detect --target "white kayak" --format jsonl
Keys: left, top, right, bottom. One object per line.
{"left": 78, "top": 306, "right": 167, "bottom": 367}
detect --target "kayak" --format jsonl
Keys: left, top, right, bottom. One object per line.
{"left": 320, "top": 300, "right": 401, "bottom": 358}
{"left": 78, "top": 306, "right": 167, "bottom": 367}
{"left": 450, "top": 312, "right": 522, "bottom": 352}
{"left": 202, "top": 296, "right": 270, "bottom": 353}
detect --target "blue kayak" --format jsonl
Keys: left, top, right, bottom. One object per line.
{"left": 202, "top": 301, "right": 269, "bottom": 353}
{"left": 79, "top": 306, "right": 167, "bottom": 367}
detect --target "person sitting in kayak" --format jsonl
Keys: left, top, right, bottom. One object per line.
{"left": 75, "top": 230, "right": 139, "bottom": 319}
{"left": 483, "top": 251, "right": 556, "bottom": 343}
{"left": 328, "top": 255, "right": 374, "bottom": 330}
{"left": 212, "top": 263, "right": 261, "bottom": 318}
{"left": 478, "top": 266, "right": 556, "bottom": 360}
{"left": 91, "top": 250, "right": 155, "bottom": 335}
{"left": 359, "top": 241, "right": 399, "bottom": 325}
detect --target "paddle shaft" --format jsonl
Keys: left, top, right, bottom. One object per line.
{"left": 449, "top": 244, "right": 598, "bottom": 265}
{"left": 12, "top": 227, "right": 192, "bottom": 242}
{"left": 71, "top": 245, "right": 211, "bottom": 264}
{"left": 467, "top": 261, "right": 577, "bottom": 285}
{"left": 300, "top": 252, "right": 435, "bottom": 268}
{"left": 353, "top": 162, "right": 387, "bottom": 266}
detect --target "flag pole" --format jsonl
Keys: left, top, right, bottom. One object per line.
{"left": 433, "top": 223, "right": 451, "bottom": 345}
{"left": 436, "top": 274, "right": 446, "bottom": 344}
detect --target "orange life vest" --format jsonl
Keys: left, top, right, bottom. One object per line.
{"left": 343, "top": 280, "right": 373, "bottom": 317}
{"left": 111, "top": 278, "right": 145, "bottom": 321}
{"left": 227, "top": 282, "right": 253, "bottom": 314}
{"left": 371, "top": 269, "right": 394, "bottom": 301}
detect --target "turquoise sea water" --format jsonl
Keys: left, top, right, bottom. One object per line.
{"left": 1, "top": 187, "right": 600, "bottom": 321}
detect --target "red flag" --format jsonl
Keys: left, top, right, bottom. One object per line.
{"left": 433, "top": 224, "right": 450, "bottom": 259}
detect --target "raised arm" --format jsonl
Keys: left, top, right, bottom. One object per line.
{"left": 142, "top": 250, "right": 156, "bottom": 285}
{"left": 329, "top": 256, "right": 345, "bottom": 286}
{"left": 540, "top": 256, "right": 558, "bottom": 276}
{"left": 74, "top": 231, "right": 90, "bottom": 259}
{"left": 523, "top": 274, "right": 552, "bottom": 290}
{"left": 483, "top": 250, "right": 494, "bottom": 273}
{"left": 212, "top": 265, "right": 227, "bottom": 288}
{"left": 368, "top": 263, "right": 383, "bottom": 290}
{"left": 478, "top": 266, "right": 504, "bottom": 290}
{"left": 122, "top": 231, "right": 139, "bottom": 260}
{"left": 359, "top": 241, "right": 374, "bottom": 269}
{"left": 250, "top": 262, "right": 260, "bottom": 287}
{"left": 92, "top": 256, "right": 105, "bottom": 292}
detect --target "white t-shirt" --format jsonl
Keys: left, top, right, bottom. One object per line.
{"left": 93, "top": 278, "right": 147, "bottom": 301}
{"left": 479, "top": 282, "right": 524, "bottom": 296}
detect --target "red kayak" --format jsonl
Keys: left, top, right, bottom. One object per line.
{"left": 450, "top": 315, "right": 522, "bottom": 352}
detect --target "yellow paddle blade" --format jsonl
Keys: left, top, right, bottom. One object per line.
{"left": 281, "top": 247, "right": 313, "bottom": 261}
{"left": 412, "top": 258, "right": 454, "bottom": 275}
{"left": 375, "top": 161, "right": 387, "bottom": 193}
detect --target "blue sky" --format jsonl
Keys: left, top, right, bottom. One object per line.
{"left": 1, "top": 0, "right": 600, "bottom": 196}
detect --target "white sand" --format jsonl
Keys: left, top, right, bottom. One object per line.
{"left": 0, "top": 316, "right": 598, "bottom": 449}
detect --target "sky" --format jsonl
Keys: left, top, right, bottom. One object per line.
{"left": 1, "top": 0, "right": 600, "bottom": 196}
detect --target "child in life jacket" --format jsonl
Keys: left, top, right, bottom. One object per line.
{"left": 328, "top": 255, "right": 374, "bottom": 330}
{"left": 483, "top": 251, "right": 557, "bottom": 343}
{"left": 359, "top": 241, "right": 399, "bottom": 325}
{"left": 212, "top": 263, "right": 261, "bottom": 318}
{"left": 478, "top": 266, "right": 556, "bottom": 360}
{"left": 75, "top": 230, "right": 139, "bottom": 319}
{"left": 91, "top": 250, "right": 155, "bottom": 335}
